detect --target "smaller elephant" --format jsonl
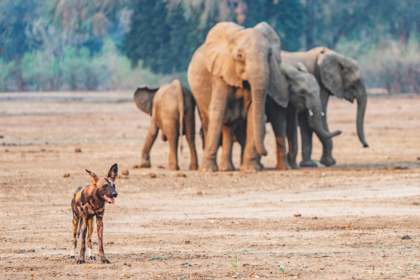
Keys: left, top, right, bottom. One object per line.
{"left": 134, "top": 79, "right": 198, "bottom": 170}
{"left": 282, "top": 47, "right": 368, "bottom": 167}
{"left": 232, "top": 63, "right": 342, "bottom": 170}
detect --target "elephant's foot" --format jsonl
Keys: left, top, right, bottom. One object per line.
{"left": 200, "top": 159, "right": 218, "bottom": 172}
{"left": 299, "top": 160, "right": 318, "bottom": 168}
{"left": 76, "top": 257, "right": 85, "bottom": 264}
{"left": 189, "top": 162, "right": 199, "bottom": 171}
{"left": 168, "top": 163, "right": 180, "bottom": 171}
{"left": 140, "top": 158, "right": 151, "bottom": 168}
{"left": 256, "top": 160, "right": 264, "bottom": 171}
{"left": 241, "top": 159, "right": 263, "bottom": 172}
{"left": 287, "top": 154, "right": 298, "bottom": 169}
{"left": 220, "top": 160, "right": 235, "bottom": 172}
{"left": 275, "top": 161, "right": 288, "bottom": 171}
{"left": 320, "top": 154, "right": 336, "bottom": 167}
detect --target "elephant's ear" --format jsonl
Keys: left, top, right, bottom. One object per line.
{"left": 267, "top": 54, "right": 289, "bottom": 108}
{"left": 204, "top": 22, "right": 244, "bottom": 88}
{"left": 254, "top": 22, "right": 282, "bottom": 55}
{"left": 317, "top": 49, "right": 344, "bottom": 96}
{"left": 254, "top": 22, "right": 288, "bottom": 107}
{"left": 133, "top": 87, "right": 158, "bottom": 115}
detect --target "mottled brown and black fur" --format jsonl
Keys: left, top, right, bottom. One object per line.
{"left": 71, "top": 164, "right": 118, "bottom": 264}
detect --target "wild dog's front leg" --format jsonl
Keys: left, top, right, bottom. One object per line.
{"left": 71, "top": 216, "right": 79, "bottom": 258}
{"left": 96, "top": 216, "right": 110, "bottom": 263}
{"left": 77, "top": 217, "right": 87, "bottom": 264}
{"left": 86, "top": 218, "right": 95, "bottom": 260}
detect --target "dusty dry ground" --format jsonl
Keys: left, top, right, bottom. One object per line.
{"left": 1, "top": 92, "right": 420, "bottom": 279}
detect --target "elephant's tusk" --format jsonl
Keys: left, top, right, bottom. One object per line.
{"left": 308, "top": 109, "right": 314, "bottom": 117}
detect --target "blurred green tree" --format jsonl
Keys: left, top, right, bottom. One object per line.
{"left": 243, "top": 0, "right": 304, "bottom": 51}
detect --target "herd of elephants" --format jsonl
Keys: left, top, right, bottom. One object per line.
{"left": 133, "top": 22, "right": 368, "bottom": 172}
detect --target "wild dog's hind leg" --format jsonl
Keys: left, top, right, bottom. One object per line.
{"left": 77, "top": 217, "right": 88, "bottom": 264}
{"left": 71, "top": 215, "right": 78, "bottom": 258}
{"left": 86, "top": 218, "right": 95, "bottom": 260}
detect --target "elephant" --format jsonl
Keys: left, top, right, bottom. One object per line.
{"left": 282, "top": 47, "right": 368, "bottom": 167}
{"left": 133, "top": 79, "right": 198, "bottom": 171}
{"left": 188, "top": 21, "right": 286, "bottom": 172}
{"left": 230, "top": 63, "right": 342, "bottom": 170}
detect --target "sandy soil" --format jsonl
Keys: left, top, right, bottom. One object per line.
{"left": 1, "top": 92, "right": 420, "bottom": 279}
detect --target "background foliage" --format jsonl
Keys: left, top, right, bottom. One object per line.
{"left": 0, "top": 0, "right": 418, "bottom": 93}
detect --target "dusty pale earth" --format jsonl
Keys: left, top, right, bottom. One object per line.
{"left": 0, "top": 92, "right": 420, "bottom": 279}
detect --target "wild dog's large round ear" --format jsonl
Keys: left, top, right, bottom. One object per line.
{"left": 85, "top": 169, "right": 99, "bottom": 185}
{"left": 107, "top": 163, "right": 118, "bottom": 181}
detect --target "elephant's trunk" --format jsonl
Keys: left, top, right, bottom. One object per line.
{"left": 356, "top": 84, "right": 368, "bottom": 148}
{"left": 310, "top": 115, "right": 342, "bottom": 139}
{"left": 249, "top": 67, "right": 268, "bottom": 157}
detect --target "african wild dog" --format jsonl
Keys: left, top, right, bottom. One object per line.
{"left": 71, "top": 163, "right": 118, "bottom": 264}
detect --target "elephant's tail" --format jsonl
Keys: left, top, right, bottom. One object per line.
{"left": 174, "top": 80, "right": 184, "bottom": 154}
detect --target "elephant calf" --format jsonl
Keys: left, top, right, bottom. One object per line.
{"left": 133, "top": 79, "right": 198, "bottom": 170}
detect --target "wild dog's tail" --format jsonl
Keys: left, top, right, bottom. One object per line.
{"left": 71, "top": 186, "right": 82, "bottom": 214}
{"left": 73, "top": 186, "right": 83, "bottom": 195}
{"left": 72, "top": 186, "right": 83, "bottom": 238}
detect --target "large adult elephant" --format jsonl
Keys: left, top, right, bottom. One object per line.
{"left": 188, "top": 22, "right": 285, "bottom": 172}
{"left": 282, "top": 47, "right": 368, "bottom": 167}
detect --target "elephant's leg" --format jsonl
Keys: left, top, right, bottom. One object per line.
{"left": 198, "top": 108, "right": 208, "bottom": 150}
{"left": 220, "top": 125, "right": 235, "bottom": 171}
{"left": 299, "top": 112, "right": 317, "bottom": 168}
{"left": 236, "top": 120, "right": 247, "bottom": 165}
{"left": 166, "top": 123, "right": 180, "bottom": 171}
{"left": 270, "top": 109, "right": 287, "bottom": 171}
{"left": 286, "top": 106, "right": 298, "bottom": 169}
{"left": 275, "top": 136, "right": 287, "bottom": 170}
{"left": 241, "top": 107, "right": 263, "bottom": 172}
{"left": 317, "top": 94, "right": 336, "bottom": 167}
{"left": 201, "top": 78, "right": 231, "bottom": 172}
{"left": 185, "top": 110, "right": 198, "bottom": 170}
{"left": 140, "top": 121, "right": 159, "bottom": 168}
